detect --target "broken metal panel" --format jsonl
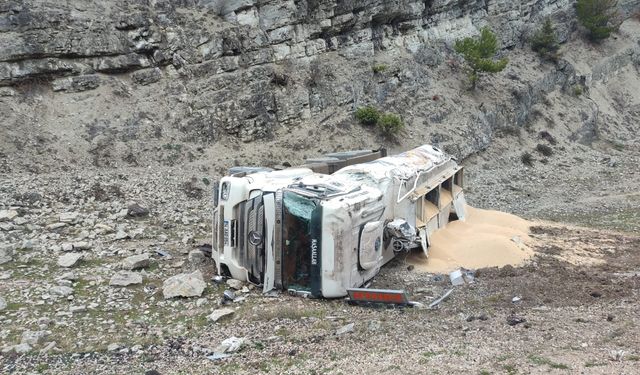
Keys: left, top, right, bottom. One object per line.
{"left": 453, "top": 192, "right": 467, "bottom": 222}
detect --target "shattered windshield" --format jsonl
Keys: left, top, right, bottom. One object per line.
{"left": 282, "top": 191, "right": 317, "bottom": 291}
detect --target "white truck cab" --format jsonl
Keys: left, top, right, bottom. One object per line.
{"left": 212, "top": 145, "right": 465, "bottom": 298}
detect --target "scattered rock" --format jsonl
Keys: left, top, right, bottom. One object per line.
{"left": 208, "top": 308, "right": 235, "bottom": 323}
{"left": 59, "top": 212, "right": 79, "bottom": 223}
{"left": 50, "top": 286, "right": 74, "bottom": 297}
{"left": 57, "top": 253, "right": 83, "bottom": 268}
{"left": 60, "top": 271, "right": 78, "bottom": 281}
{"left": 0, "top": 245, "right": 13, "bottom": 264}
{"left": 72, "top": 241, "right": 92, "bottom": 250}
{"left": 110, "top": 271, "right": 143, "bottom": 286}
{"left": 506, "top": 315, "right": 526, "bottom": 326}
{"left": 0, "top": 209, "right": 18, "bottom": 222}
{"left": 368, "top": 320, "right": 381, "bottom": 331}
{"left": 336, "top": 323, "right": 355, "bottom": 335}
{"left": 162, "top": 270, "right": 206, "bottom": 299}
{"left": 127, "top": 203, "right": 150, "bottom": 218}
{"left": 12, "top": 343, "right": 32, "bottom": 354}
{"left": 226, "top": 278, "right": 244, "bottom": 290}
{"left": 122, "top": 254, "right": 150, "bottom": 270}
{"left": 188, "top": 249, "right": 206, "bottom": 265}
{"left": 115, "top": 230, "right": 130, "bottom": 240}
{"left": 21, "top": 330, "right": 50, "bottom": 346}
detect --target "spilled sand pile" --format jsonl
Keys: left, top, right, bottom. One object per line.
{"left": 408, "top": 205, "right": 534, "bottom": 273}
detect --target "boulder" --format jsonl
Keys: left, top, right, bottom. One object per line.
{"left": 57, "top": 253, "right": 83, "bottom": 268}
{"left": 162, "top": 270, "right": 206, "bottom": 299}
{"left": 121, "top": 254, "right": 150, "bottom": 270}
{"left": 208, "top": 307, "right": 235, "bottom": 323}
{"left": 0, "top": 296, "right": 7, "bottom": 310}
{"left": 110, "top": 271, "right": 143, "bottom": 286}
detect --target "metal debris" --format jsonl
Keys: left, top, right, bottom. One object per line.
{"left": 428, "top": 288, "right": 453, "bottom": 309}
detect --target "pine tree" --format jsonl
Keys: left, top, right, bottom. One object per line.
{"left": 454, "top": 27, "right": 509, "bottom": 90}
{"left": 531, "top": 18, "right": 559, "bottom": 61}
{"left": 576, "top": 0, "right": 619, "bottom": 41}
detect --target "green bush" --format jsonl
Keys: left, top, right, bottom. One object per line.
{"left": 372, "top": 64, "right": 388, "bottom": 74}
{"left": 536, "top": 143, "right": 554, "bottom": 156}
{"left": 576, "top": 0, "right": 619, "bottom": 41}
{"left": 531, "top": 18, "right": 560, "bottom": 60}
{"left": 377, "top": 113, "right": 404, "bottom": 136}
{"left": 573, "top": 85, "right": 583, "bottom": 96}
{"left": 355, "top": 106, "right": 381, "bottom": 126}
{"left": 521, "top": 152, "right": 534, "bottom": 167}
{"left": 454, "top": 27, "right": 508, "bottom": 89}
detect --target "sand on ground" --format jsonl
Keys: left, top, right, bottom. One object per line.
{"left": 408, "top": 205, "right": 534, "bottom": 273}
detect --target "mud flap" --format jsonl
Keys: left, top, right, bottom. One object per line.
{"left": 453, "top": 193, "right": 467, "bottom": 222}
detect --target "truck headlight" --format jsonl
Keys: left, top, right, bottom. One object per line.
{"left": 221, "top": 182, "right": 230, "bottom": 201}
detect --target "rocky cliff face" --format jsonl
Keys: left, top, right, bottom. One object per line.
{"left": 0, "top": 0, "right": 639, "bottom": 172}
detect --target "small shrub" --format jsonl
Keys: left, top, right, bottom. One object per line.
{"left": 536, "top": 143, "right": 554, "bottom": 156}
{"left": 271, "top": 71, "right": 289, "bottom": 86}
{"left": 377, "top": 113, "right": 404, "bottom": 137}
{"left": 531, "top": 18, "right": 560, "bottom": 61}
{"left": 498, "top": 125, "right": 521, "bottom": 138}
{"left": 355, "top": 106, "right": 381, "bottom": 126}
{"left": 521, "top": 152, "right": 534, "bottom": 166}
{"left": 576, "top": 0, "right": 619, "bottom": 41}
{"left": 573, "top": 85, "right": 583, "bottom": 96}
{"left": 538, "top": 130, "right": 557, "bottom": 145}
{"left": 372, "top": 64, "right": 388, "bottom": 74}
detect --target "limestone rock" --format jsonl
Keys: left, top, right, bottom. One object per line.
{"left": 0, "top": 245, "right": 13, "bottom": 265}
{"left": 0, "top": 209, "right": 18, "bottom": 222}
{"left": 72, "top": 241, "right": 92, "bottom": 250}
{"left": 50, "top": 286, "right": 74, "bottom": 297}
{"left": 208, "top": 307, "right": 235, "bottom": 323}
{"left": 57, "top": 253, "right": 83, "bottom": 268}
{"left": 21, "top": 330, "right": 50, "bottom": 346}
{"left": 188, "top": 249, "right": 206, "bottom": 265}
{"left": 110, "top": 271, "right": 143, "bottom": 286}
{"left": 12, "top": 343, "right": 32, "bottom": 354}
{"left": 162, "top": 270, "right": 206, "bottom": 299}
{"left": 226, "top": 278, "right": 244, "bottom": 290}
{"left": 52, "top": 75, "right": 100, "bottom": 93}
{"left": 59, "top": 212, "right": 79, "bottom": 223}
{"left": 127, "top": 203, "right": 150, "bottom": 218}
{"left": 121, "top": 254, "right": 150, "bottom": 270}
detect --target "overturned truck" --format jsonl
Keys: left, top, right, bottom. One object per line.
{"left": 212, "top": 145, "right": 466, "bottom": 298}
